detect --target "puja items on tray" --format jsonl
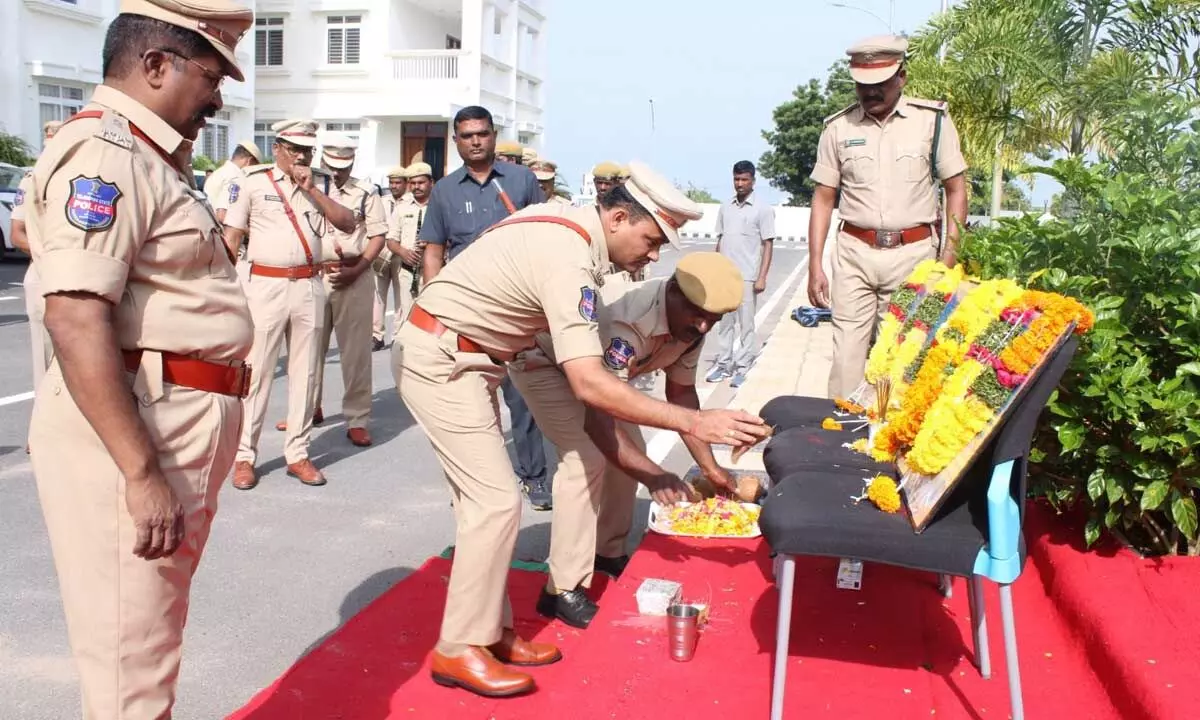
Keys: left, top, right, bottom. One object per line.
{"left": 650, "top": 497, "right": 762, "bottom": 538}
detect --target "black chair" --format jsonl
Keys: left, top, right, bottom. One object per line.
{"left": 758, "top": 337, "right": 1078, "bottom": 720}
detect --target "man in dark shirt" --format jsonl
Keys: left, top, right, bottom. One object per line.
{"left": 418, "top": 105, "right": 552, "bottom": 509}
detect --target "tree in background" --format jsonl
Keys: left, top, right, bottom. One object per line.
{"left": 759, "top": 61, "right": 854, "bottom": 206}
{"left": 966, "top": 167, "right": 1034, "bottom": 215}
{"left": 192, "top": 154, "right": 217, "bottom": 172}
{"left": 680, "top": 182, "right": 718, "bottom": 204}
{"left": 0, "top": 130, "right": 34, "bottom": 167}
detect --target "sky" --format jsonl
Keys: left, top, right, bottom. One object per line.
{"left": 542, "top": 0, "right": 1056, "bottom": 208}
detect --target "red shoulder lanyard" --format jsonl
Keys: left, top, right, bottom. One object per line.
{"left": 63, "top": 110, "right": 177, "bottom": 169}
{"left": 481, "top": 215, "right": 592, "bottom": 245}
{"left": 266, "top": 172, "right": 316, "bottom": 266}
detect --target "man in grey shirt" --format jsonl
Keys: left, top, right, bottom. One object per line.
{"left": 707, "top": 160, "right": 775, "bottom": 388}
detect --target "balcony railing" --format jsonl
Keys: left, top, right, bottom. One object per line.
{"left": 387, "top": 50, "right": 465, "bottom": 81}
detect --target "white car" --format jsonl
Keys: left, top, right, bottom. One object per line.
{"left": 1, "top": 162, "right": 29, "bottom": 259}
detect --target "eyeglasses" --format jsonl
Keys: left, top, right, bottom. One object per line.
{"left": 146, "top": 48, "right": 225, "bottom": 92}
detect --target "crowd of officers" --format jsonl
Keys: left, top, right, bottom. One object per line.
{"left": 9, "top": 0, "right": 967, "bottom": 714}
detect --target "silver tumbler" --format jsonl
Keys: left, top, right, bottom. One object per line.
{"left": 666, "top": 603, "right": 699, "bottom": 662}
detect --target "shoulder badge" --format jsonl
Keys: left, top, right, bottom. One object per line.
{"left": 227, "top": 181, "right": 240, "bottom": 205}
{"left": 824, "top": 102, "right": 858, "bottom": 125}
{"left": 602, "top": 337, "right": 637, "bottom": 371}
{"left": 907, "top": 98, "right": 948, "bottom": 113}
{"left": 578, "top": 286, "right": 598, "bottom": 322}
{"left": 95, "top": 111, "right": 133, "bottom": 151}
{"left": 65, "top": 175, "right": 122, "bottom": 231}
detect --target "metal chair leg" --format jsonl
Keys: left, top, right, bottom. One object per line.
{"left": 968, "top": 574, "right": 991, "bottom": 679}
{"left": 771, "top": 555, "right": 797, "bottom": 720}
{"left": 998, "top": 583, "right": 1024, "bottom": 720}
{"left": 938, "top": 573, "right": 953, "bottom": 598}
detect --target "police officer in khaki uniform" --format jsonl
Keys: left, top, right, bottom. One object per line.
{"left": 222, "top": 119, "right": 356, "bottom": 489}
{"left": 522, "top": 146, "right": 539, "bottom": 166}
{"left": 530, "top": 160, "right": 570, "bottom": 205}
{"left": 372, "top": 165, "right": 414, "bottom": 348}
{"left": 616, "top": 164, "right": 631, "bottom": 185}
{"left": 10, "top": 121, "right": 64, "bottom": 451}
{"left": 395, "top": 161, "right": 770, "bottom": 697}
{"left": 282, "top": 134, "right": 387, "bottom": 446}
{"left": 496, "top": 139, "right": 524, "bottom": 164}
{"left": 24, "top": 2, "right": 254, "bottom": 715}
{"left": 380, "top": 161, "right": 433, "bottom": 341}
{"left": 591, "top": 161, "right": 621, "bottom": 198}
{"left": 509, "top": 252, "right": 744, "bottom": 627}
{"left": 206, "top": 139, "right": 262, "bottom": 212}
{"left": 807, "top": 35, "right": 968, "bottom": 400}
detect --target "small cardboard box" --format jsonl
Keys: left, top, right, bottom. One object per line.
{"left": 635, "top": 578, "right": 682, "bottom": 616}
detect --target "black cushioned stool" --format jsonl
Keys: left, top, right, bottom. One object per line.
{"left": 758, "top": 337, "right": 1078, "bottom": 720}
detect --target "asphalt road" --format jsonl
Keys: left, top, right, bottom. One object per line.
{"left": 0, "top": 238, "right": 809, "bottom": 718}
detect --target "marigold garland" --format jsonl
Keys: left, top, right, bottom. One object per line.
{"left": 822, "top": 418, "right": 844, "bottom": 431}
{"left": 866, "top": 475, "right": 902, "bottom": 514}
{"left": 865, "top": 313, "right": 903, "bottom": 384}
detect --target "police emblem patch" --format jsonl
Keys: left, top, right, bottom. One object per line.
{"left": 578, "top": 286, "right": 598, "bottom": 322}
{"left": 65, "top": 176, "right": 121, "bottom": 232}
{"left": 227, "top": 182, "right": 240, "bottom": 204}
{"left": 602, "top": 337, "right": 636, "bottom": 371}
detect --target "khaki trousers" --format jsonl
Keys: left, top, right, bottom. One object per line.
{"left": 30, "top": 359, "right": 241, "bottom": 720}
{"left": 372, "top": 258, "right": 417, "bottom": 343}
{"left": 595, "top": 423, "right": 644, "bottom": 558}
{"left": 238, "top": 274, "right": 325, "bottom": 464}
{"left": 393, "top": 322, "right": 517, "bottom": 651}
{"left": 827, "top": 231, "right": 936, "bottom": 399}
{"left": 508, "top": 364, "right": 608, "bottom": 591}
{"left": 315, "top": 270, "right": 374, "bottom": 429}
{"left": 24, "top": 263, "right": 53, "bottom": 391}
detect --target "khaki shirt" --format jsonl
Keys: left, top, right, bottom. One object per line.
{"left": 386, "top": 200, "right": 430, "bottom": 250}
{"left": 323, "top": 178, "right": 388, "bottom": 258}
{"left": 418, "top": 203, "right": 610, "bottom": 362}
{"left": 222, "top": 165, "right": 327, "bottom": 267}
{"left": 204, "top": 160, "right": 243, "bottom": 207}
{"left": 524, "top": 276, "right": 701, "bottom": 385}
{"left": 810, "top": 96, "right": 967, "bottom": 230}
{"left": 25, "top": 84, "right": 252, "bottom": 363}
{"left": 384, "top": 193, "right": 415, "bottom": 231}
{"left": 11, "top": 173, "right": 32, "bottom": 222}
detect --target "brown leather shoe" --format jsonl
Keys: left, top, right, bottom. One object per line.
{"left": 488, "top": 629, "right": 562, "bottom": 667}
{"left": 276, "top": 407, "right": 323, "bottom": 432}
{"left": 286, "top": 459, "right": 326, "bottom": 486}
{"left": 347, "top": 427, "right": 372, "bottom": 447}
{"left": 232, "top": 461, "right": 258, "bottom": 490}
{"left": 430, "top": 647, "right": 534, "bottom": 698}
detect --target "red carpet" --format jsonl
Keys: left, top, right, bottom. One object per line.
{"left": 229, "top": 512, "right": 1199, "bottom": 719}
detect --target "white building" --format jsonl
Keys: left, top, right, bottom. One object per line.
{"left": 252, "top": 0, "right": 548, "bottom": 183}
{"left": 0, "top": 0, "right": 256, "bottom": 166}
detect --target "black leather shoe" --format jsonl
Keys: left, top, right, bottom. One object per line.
{"left": 536, "top": 586, "right": 598, "bottom": 629}
{"left": 594, "top": 554, "right": 629, "bottom": 579}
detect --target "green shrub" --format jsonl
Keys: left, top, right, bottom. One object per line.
{"left": 960, "top": 93, "right": 1200, "bottom": 555}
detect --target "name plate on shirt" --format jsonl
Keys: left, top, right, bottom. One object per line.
{"left": 842, "top": 138, "right": 867, "bottom": 148}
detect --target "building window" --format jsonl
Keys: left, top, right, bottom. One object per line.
{"left": 197, "top": 111, "right": 231, "bottom": 163}
{"left": 254, "top": 121, "right": 277, "bottom": 162}
{"left": 518, "top": 132, "right": 535, "bottom": 147}
{"left": 446, "top": 35, "right": 462, "bottom": 50}
{"left": 255, "top": 17, "right": 284, "bottom": 67}
{"left": 38, "top": 83, "right": 87, "bottom": 146}
{"left": 319, "top": 122, "right": 363, "bottom": 161}
{"left": 326, "top": 15, "right": 362, "bottom": 65}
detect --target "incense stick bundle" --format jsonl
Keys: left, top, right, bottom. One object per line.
{"left": 874, "top": 377, "right": 892, "bottom": 422}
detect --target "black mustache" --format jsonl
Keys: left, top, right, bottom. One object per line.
{"left": 192, "top": 106, "right": 219, "bottom": 123}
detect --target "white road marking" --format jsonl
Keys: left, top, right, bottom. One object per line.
{"left": 644, "top": 257, "right": 809, "bottom": 464}
{"left": 0, "top": 392, "right": 34, "bottom": 407}
{"left": 0, "top": 296, "right": 20, "bottom": 302}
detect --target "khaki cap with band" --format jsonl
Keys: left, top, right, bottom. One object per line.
{"left": 496, "top": 140, "right": 523, "bottom": 157}
{"left": 846, "top": 34, "right": 908, "bottom": 85}
{"left": 320, "top": 132, "right": 357, "bottom": 169}
{"left": 271, "top": 119, "right": 318, "bottom": 148}
{"left": 386, "top": 166, "right": 407, "bottom": 180}
{"left": 623, "top": 160, "right": 703, "bottom": 249}
{"left": 674, "top": 252, "right": 745, "bottom": 314}
{"left": 592, "top": 161, "right": 621, "bottom": 180}
{"left": 406, "top": 162, "right": 433, "bottom": 179}
{"left": 236, "top": 139, "right": 263, "bottom": 162}
{"left": 529, "top": 160, "right": 557, "bottom": 181}
{"left": 119, "top": 0, "right": 253, "bottom": 82}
